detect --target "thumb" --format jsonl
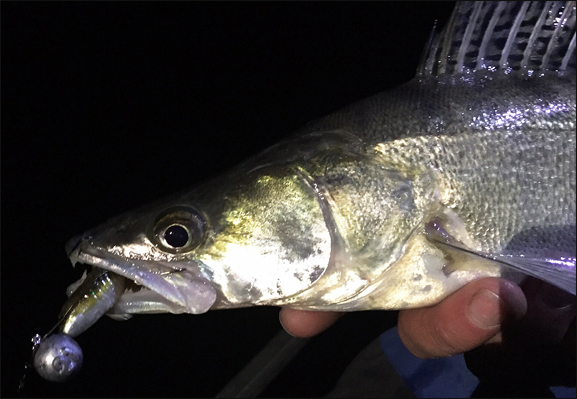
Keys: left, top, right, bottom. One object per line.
{"left": 398, "top": 278, "right": 527, "bottom": 358}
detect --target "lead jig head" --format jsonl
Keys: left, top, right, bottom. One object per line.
{"left": 32, "top": 333, "right": 83, "bottom": 382}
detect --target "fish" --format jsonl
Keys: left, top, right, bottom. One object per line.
{"left": 61, "top": 1, "right": 576, "bottom": 331}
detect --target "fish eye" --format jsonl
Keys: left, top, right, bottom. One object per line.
{"left": 164, "top": 225, "right": 189, "bottom": 248}
{"left": 152, "top": 207, "right": 206, "bottom": 253}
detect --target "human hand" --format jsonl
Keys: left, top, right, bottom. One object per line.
{"left": 397, "top": 277, "right": 528, "bottom": 358}
{"left": 398, "top": 276, "right": 575, "bottom": 359}
{"left": 278, "top": 277, "right": 528, "bottom": 344}
{"left": 279, "top": 277, "right": 575, "bottom": 395}
{"left": 279, "top": 277, "right": 574, "bottom": 358}
{"left": 279, "top": 306, "right": 344, "bottom": 338}
{"left": 462, "top": 278, "right": 576, "bottom": 394}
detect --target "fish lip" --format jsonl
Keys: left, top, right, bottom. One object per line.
{"left": 68, "top": 241, "right": 212, "bottom": 314}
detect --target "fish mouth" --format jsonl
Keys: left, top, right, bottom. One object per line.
{"left": 68, "top": 241, "right": 217, "bottom": 315}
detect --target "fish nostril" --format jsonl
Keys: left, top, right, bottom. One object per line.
{"left": 65, "top": 235, "right": 83, "bottom": 256}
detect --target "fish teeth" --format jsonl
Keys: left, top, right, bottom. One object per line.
{"left": 69, "top": 254, "right": 81, "bottom": 268}
{"left": 123, "top": 278, "right": 144, "bottom": 293}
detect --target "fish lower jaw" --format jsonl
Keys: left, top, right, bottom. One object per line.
{"left": 68, "top": 244, "right": 217, "bottom": 314}
{"left": 110, "top": 286, "right": 190, "bottom": 315}
{"left": 65, "top": 262, "right": 189, "bottom": 315}
{"left": 108, "top": 278, "right": 190, "bottom": 315}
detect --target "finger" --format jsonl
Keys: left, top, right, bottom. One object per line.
{"left": 279, "top": 308, "right": 344, "bottom": 338}
{"left": 398, "top": 277, "right": 527, "bottom": 358}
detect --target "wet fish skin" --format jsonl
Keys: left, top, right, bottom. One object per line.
{"left": 302, "top": 72, "right": 576, "bottom": 254}
{"left": 66, "top": 71, "right": 575, "bottom": 314}
{"left": 64, "top": 1, "right": 576, "bottom": 319}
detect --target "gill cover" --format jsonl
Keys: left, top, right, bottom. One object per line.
{"left": 195, "top": 131, "right": 436, "bottom": 308}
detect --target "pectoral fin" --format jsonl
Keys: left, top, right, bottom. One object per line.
{"left": 427, "top": 221, "right": 576, "bottom": 295}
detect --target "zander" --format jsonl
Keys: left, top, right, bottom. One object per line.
{"left": 36, "top": 1, "right": 577, "bottom": 382}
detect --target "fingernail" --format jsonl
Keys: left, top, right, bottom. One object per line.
{"left": 540, "top": 282, "right": 576, "bottom": 309}
{"left": 467, "top": 289, "right": 502, "bottom": 329}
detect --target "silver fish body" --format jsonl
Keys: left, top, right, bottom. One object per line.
{"left": 64, "top": 2, "right": 576, "bottom": 321}
{"left": 302, "top": 71, "right": 576, "bottom": 257}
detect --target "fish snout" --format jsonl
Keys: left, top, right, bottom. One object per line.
{"left": 65, "top": 235, "right": 83, "bottom": 256}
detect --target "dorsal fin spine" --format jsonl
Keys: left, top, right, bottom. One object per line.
{"left": 541, "top": 2, "right": 569, "bottom": 69}
{"left": 425, "top": 25, "right": 442, "bottom": 76}
{"left": 561, "top": 32, "right": 576, "bottom": 70}
{"left": 417, "top": 21, "right": 439, "bottom": 77}
{"left": 477, "top": 2, "right": 507, "bottom": 69}
{"left": 457, "top": 2, "right": 483, "bottom": 73}
{"left": 521, "top": 2, "right": 554, "bottom": 70}
{"left": 499, "top": 2, "right": 529, "bottom": 69}
{"left": 438, "top": 5, "right": 459, "bottom": 76}
{"left": 418, "top": 2, "right": 576, "bottom": 77}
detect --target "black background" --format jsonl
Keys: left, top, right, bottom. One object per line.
{"left": 2, "top": 3, "right": 456, "bottom": 397}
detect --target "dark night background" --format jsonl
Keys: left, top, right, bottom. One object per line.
{"left": 2, "top": 3, "right": 456, "bottom": 397}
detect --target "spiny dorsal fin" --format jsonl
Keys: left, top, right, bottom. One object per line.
{"left": 417, "top": 1, "right": 576, "bottom": 77}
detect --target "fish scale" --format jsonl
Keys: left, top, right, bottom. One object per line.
{"left": 301, "top": 72, "right": 575, "bottom": 255}
{"left": 33, "top": 1, "right": 576, "bottom": 383}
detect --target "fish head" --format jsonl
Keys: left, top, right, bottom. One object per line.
{"left": 65, "top": 130, "right": 442, "bottom": 316}
{"left": 66, "top": 198, "right": 219, "bottom": 315}
{"left": 65, "top": 152, "right": 335, "bottom": 315}
{"left": 187, "top": 161, "right": 335, "bottom": 307}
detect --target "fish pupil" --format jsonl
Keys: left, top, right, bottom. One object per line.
{"left": 164, "top": 225, "right": 189, "bottom": 248}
